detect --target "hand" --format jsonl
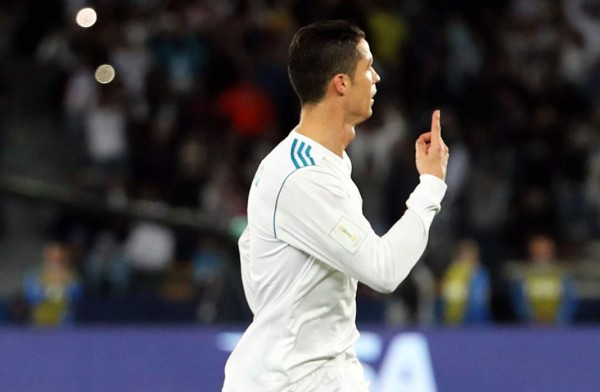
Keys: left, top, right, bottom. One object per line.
{"left": 415, "top": 110, "right": 449, "bottom": 181}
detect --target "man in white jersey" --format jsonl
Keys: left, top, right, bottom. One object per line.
{"left": 223, "top": 20, "right": 449, "bottom": 391}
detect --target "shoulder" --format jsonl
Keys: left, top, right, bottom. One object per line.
{"left": 252, "top": 134, "right": 349, "bottom": 205}
{"left": 277, "top": 165, "right": 348, "bottom": 210}
{"left": 263, "top": 134, "right": 320, "bottom": 171}
{"left": 257, "top": 135, "right": 333, "bottom": 188}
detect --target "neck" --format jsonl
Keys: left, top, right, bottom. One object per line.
{"left": 294, "top": 101, "right": 355, "bottom": 158}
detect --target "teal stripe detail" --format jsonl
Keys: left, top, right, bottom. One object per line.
{"left": 305, "top": 145, "right": 315, "bottom": 165}
{"left": 290, "top": 139, "right": 300, "bottom": 169}
{"left": 297, "top": 141, "right": 309, "bottom": 167}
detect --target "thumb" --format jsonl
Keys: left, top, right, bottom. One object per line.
{"left": 415, "top": 138, "right": 426, "bottom": 158}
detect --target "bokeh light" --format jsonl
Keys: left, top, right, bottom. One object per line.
{"left": 75, "top": 8, "right": 97, "bottom": 28}
{"left": 95, "top": 64, "right": 115, "bottom": 84}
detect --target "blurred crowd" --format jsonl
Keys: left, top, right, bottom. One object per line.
{"left": 1, "top": 0, "right": 600, "bottom": 327}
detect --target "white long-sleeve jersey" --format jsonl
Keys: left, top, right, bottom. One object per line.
{"left": 223, "top": 130, "right": 447, "bottom": 391}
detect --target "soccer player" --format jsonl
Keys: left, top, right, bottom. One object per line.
{"left": 223, "top": 20, "right": 449, "bottom": 391}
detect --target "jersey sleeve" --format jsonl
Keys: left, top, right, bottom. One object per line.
{"left": 238, "top": 226, "right": 256, "bottom": 314}
{"left": 274, "top": 168, "right": 447, "bottom": 293}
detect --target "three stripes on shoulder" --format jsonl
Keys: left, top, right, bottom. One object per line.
{"left": 290, "top": 138, "right": 315, "bottom": 169}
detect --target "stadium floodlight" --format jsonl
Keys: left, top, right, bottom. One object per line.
{"left": 95, "top": 64, "right": 115, "bottom": 84}
{"left": 76, "top": 8, "right": 97, "bottom": 28}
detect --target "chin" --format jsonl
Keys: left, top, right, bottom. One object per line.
{"left": 362, "top": 108, "right": 374, "bottom": 122}
{"left": 351, "top": 107, "right": 374, "bottom": 127}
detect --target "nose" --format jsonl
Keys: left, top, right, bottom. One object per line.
{"left": 373, "top": 68, "right": 381, "bottom": 84}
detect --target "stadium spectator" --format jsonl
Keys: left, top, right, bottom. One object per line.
{"left": 509, "top": 234, "right": 578, "bottom": 325}
{"left": 23, "top": 242, "right": 82, "bottom": 326}
{"left": 83, "top": 82, "right": 129, "bottom": 182}
{"left": 438, "top": 239, "right": 491, "bottom": 325}
{"left": 84, "top": 230, "right": 130, "bottom": 295}
{"left": 124, "top": 184, "right": 176, "bottom": 291}
{"left": 192, "top": 234, "right": 227, "bottom": 323}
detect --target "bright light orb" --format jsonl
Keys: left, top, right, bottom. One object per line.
{"left": 76, "top": 8, "right": 97, "bottom": 28}
{"left": 95, "top": 64, "right": 115, "bottom": 84}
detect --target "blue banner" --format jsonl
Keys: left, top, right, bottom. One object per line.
{"left": 1, "top": 327, "right": 599, "bottom": 391}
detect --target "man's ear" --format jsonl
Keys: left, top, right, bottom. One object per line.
{"left": 332, "top": 73, "right": 350, "bottom": 96}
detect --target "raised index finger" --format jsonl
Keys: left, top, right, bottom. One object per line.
{"left": 431, "top": 109, "right": 442, "bottom": 143}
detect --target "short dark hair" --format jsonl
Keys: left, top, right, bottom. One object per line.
{"left": 288, "top": 20, "right": 365, "bottom": 105}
